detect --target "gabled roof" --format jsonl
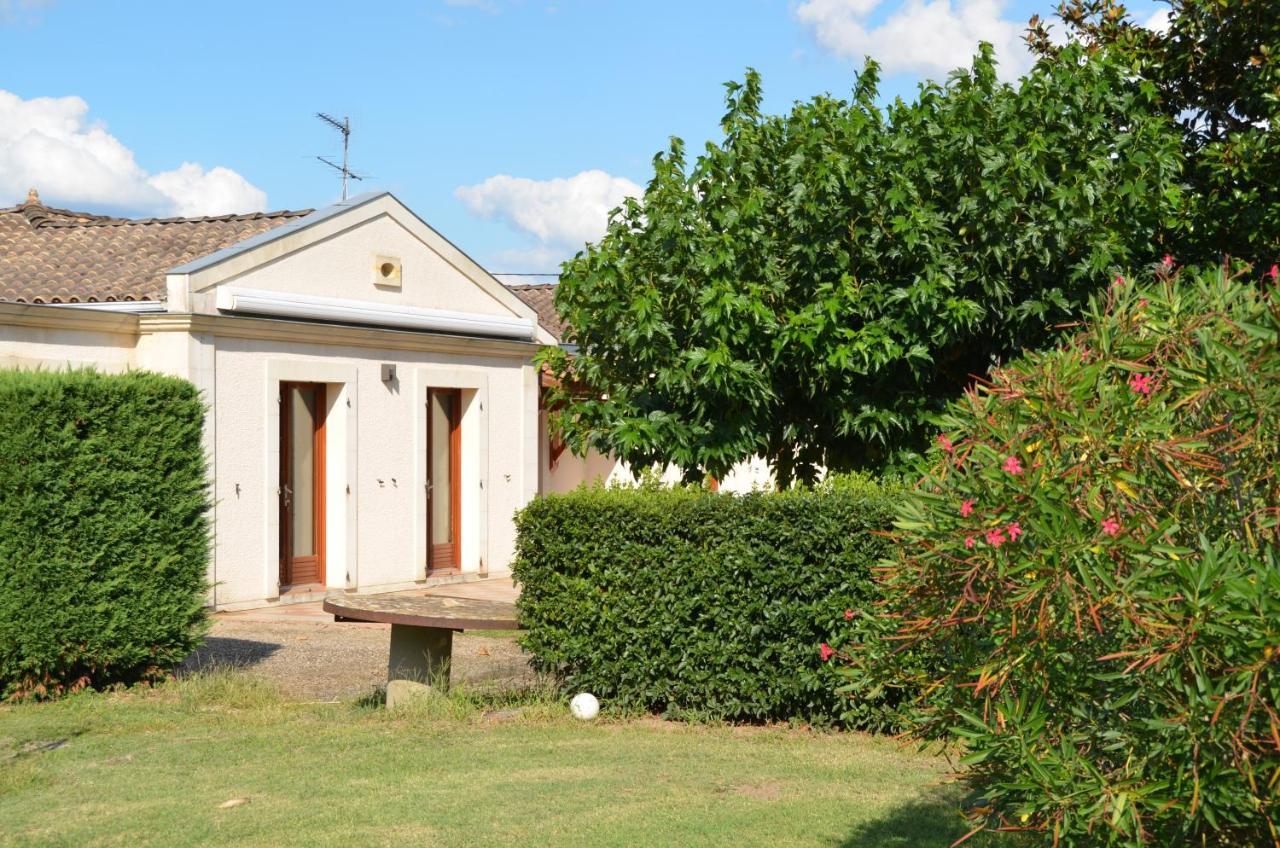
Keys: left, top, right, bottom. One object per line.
{"left": 0, "top": 190, "right": 311, "bottom": 304}
{"left": 505, "top": 283, "right": 564, "bottom": 341}
{"left": 1, "top": 188, "right": 567, "bottom": 346}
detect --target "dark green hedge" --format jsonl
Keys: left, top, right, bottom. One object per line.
{"left": 0, "top": 369, "right": 211, "bottom": 699}
{"left": 512, "top": 475, "right": 899, "bottom": 725}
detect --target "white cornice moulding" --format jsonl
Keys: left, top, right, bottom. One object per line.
{"left": 214, "top": 287, "right": 537, "bottom": 341}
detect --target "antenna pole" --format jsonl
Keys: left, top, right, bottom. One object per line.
{"left": 340, "top": 116, "right": 350, "bottom": 200}
{"left": 315, "top": 112, "right": 365, "bottom": 200}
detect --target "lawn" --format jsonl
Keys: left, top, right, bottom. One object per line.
{"left": 0, "top": 674, "right": 998, "bottom": 847}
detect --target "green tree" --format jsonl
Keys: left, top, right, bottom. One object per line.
{"left": 543, "top": 46, "right": 1184, "bottom": 484}
{"left": 1030, "top": 0, "right": 1280, "bottom": 268}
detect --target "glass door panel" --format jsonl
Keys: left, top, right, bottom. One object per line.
{"left": 280, "top": 382, "right": 325, "bottom": 586}
{"left": 427, "top": 388, "right": 461, "bottom": 571}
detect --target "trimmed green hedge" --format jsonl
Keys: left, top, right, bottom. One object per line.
{"left": 512, "top": 475, "right": 898, "bottom": 725}
{"left": 0, "top": 369, "right": 211, "bottom": 700}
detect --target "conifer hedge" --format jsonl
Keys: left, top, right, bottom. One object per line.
{"left": 512, "top": 475, "right": 899, "bottom": 726}
{"left": 0, "top": 369, "right": 210, "bottom": 700}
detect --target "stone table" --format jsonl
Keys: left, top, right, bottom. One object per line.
{"left": 323, "top": 594, "right": 521, "bottom": 707}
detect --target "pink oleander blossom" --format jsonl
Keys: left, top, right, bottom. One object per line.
{"left": 819, "top": 643, "right": 835, "bottom": 662}
{"left": 1002, "top": 456, "right": 1023, "bottom": 475}
{"left": 1102, "top": 517, "right": 1121, "bottom": 537}
{"left": 960, "top": 499, "right": 975, "bottom": 517}
{"left": 1007, "top": 522, "right": 1023, "bottom": 541}
{"left": 1129, "top": 372, "right": 1154, "bottom": 396}
{"left": 843, "top": 609, "right": 854, "bottom": 621}
{"left": 1269, "top": 264, "right": 1279, "bottom": 281}
{"left": 937, "top": 434, "right": 954, "bottom": 453}
{"left": 986, "top": 528, "right": 1008, "bottom": 548}
{"left": 965, "top": 536, "right": 976, "bottom": 550}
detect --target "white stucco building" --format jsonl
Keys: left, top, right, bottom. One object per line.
{"left": 0, "top": 188, "right": 774, "bottom": 611}
{"left": 0, "top": 190, "right": 577, "bottom": 609}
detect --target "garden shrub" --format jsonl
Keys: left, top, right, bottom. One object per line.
{"left": 842, "top": 264, "right": 1280, "bottom": 845}
{"left": 0, "top": 369, "right": 211, "bottom": 700}
{"left": 512, "top": 474, "right": 900, "bottom": 726}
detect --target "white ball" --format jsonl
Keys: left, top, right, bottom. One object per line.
{"left": 569, "top": 692, "right": 600, "bottom": 721}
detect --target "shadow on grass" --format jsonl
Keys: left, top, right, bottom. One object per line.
{"left": 178, "top": 636, "right": 283, "bottom": 673}
{"left": 837, "top": 788, "right": 1007, "bottom": 848}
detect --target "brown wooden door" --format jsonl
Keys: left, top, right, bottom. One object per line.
{"left": 280, "top": 382, "right": 326, "bottom": 587}
{"left": 427, "top": 388, "right": 461, "bottom": 572}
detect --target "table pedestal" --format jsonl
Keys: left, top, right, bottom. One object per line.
{"left": 386, "top": 624, "right": 454, "bottom": 708}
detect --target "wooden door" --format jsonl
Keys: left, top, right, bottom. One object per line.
{"left": 427, "top": 388, "right": 461, "bottom": 572}
{"left": 280, "top": 382, "right": 326, "bottom": 587}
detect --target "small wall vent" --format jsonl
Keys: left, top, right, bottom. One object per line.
{"left": 374, "top": 255, "right": 402, "bottom": 289}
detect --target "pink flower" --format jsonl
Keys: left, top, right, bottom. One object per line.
{"left": 1112, "top": 274, "right": 1125, "bottom": 289}
{"left": 937, "top": 434, "right": 954, "bottom": 453}
{"left": 843, "top": 609, "right": 854, "bottom": 621}
{"left": 1137, "top": 298, "right": 1148, "bottom": 308}
{"left": 1002, "top": 456, "right": 1023, "bottom": 475}
{"left": 965, "top": 536, "right": 976, "bottom": 550}
{"left": 1161, "top": 253, "right": 1174, "bottom": 269}
{"left": 986, "top": 528, "right": 1007, "bottom": 548}
{"left": 960, "top": 499, "right": 975, "bottom": 517}
{"left": 1129, "top": 372, "right": 1153, "bottom": 396}
{"left": 819, "top": 643, "right": 835, "bottom": 662}
{"left": 1007, "top": 522, "right": 1023, "bottom": 541}
{"left": 1101, "top": 517, "right": 1121, "bottom": 537}
{"left": 1269, "top": 264, "right": 1278, "bottom": 281}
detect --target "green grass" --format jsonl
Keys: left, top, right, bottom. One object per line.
{"left": 0, "top": 673, "right": 1004, "bottom": 847}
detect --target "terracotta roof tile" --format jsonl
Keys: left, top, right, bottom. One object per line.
{"left": 506, "top": 282, "right": 565, "bottom": 341}
{"left": 0, "top": 197, "right": 312, "bottom": 304}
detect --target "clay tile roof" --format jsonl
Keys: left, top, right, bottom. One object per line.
{"left": 506, "top": 282, "right": 565, "bottom": 341}
{"left": 0, "top": 194, "right": 313, "bottom": 304}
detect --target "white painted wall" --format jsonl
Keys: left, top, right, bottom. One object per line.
{"left": 0, "top": 319, "right": 137, "bottom": 373}
{"left": 187, "top": 214, "right": 520, "bottom": 319}
{"left": 539, "top": 408, "right": 777, "bottom": 494}
{"left": 207, "top": 335, "right": 535, "bottom": 608}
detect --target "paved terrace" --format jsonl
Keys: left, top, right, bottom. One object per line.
{"left": 185, "top": 576, "right": 532, "bottom": 701}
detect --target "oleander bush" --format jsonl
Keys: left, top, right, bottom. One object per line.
{"left": 0, "top": 369, "right": 211, "bottom": 700}
{"left": 512, "top": 474, "right": 900, "bottom": 726}
{"left": 841, "top": 264, "right": 1280, "bottom": 845}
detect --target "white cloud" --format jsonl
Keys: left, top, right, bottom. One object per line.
{"left": 0, "top": 0, "right": 52, "bottom": 24}
{"left": 1142, "top": 8, "right": 1170, "bottom": 35}
{"left": 455, "top": 169, "right": 641, "bottom": 265}
{"left": 794, "top": 0, "right": 1034, "bottom": 80}
{"left": 147, "top": 163, "right": 267, "bottom": 218}
{"left": 489, "top": 245, "right": 573, "bottom": 275}
{"left": 441, "top": 0, "right": 498, "bottom": 11}
{"left": 0, "top": 89, "right": 267, "bottom": 217}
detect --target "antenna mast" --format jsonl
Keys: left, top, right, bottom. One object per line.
{"left": 315, "top": 112, "right": 364, "bottom": 200}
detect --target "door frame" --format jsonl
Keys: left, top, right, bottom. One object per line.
{"left": 426, "top": 387, "right": 462, "bottom": 572}
{"left": 279, "top": 381, "right": 327, "bottom": 588}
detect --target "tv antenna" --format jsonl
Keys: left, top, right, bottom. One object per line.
{"left": 315, "top": 112, "right": 365, "bottom": 200}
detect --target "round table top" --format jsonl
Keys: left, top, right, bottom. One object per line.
{"left": 323, "top": 594, "right": 520, "bottom": 630}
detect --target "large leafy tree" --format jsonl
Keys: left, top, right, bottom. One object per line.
{"left": 542, "top": 45, "right": 1184, "bottom": 484}
{"left": 1030, "top": 0, "right": 1280, "bottom": 269}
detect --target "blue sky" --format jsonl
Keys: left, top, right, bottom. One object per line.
{"left": 0, "top": 0, "right": 1169, "bottom": 276}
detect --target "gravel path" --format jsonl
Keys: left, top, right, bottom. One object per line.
{"left": 182, "top": 618, "right": 539, "bottom": 702}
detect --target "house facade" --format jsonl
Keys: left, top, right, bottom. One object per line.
{"left": 1, "top": 190, "right": 559, "bottom": 610}
{"left": 0, "top": 188, "right": 776, "bottom": 610}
